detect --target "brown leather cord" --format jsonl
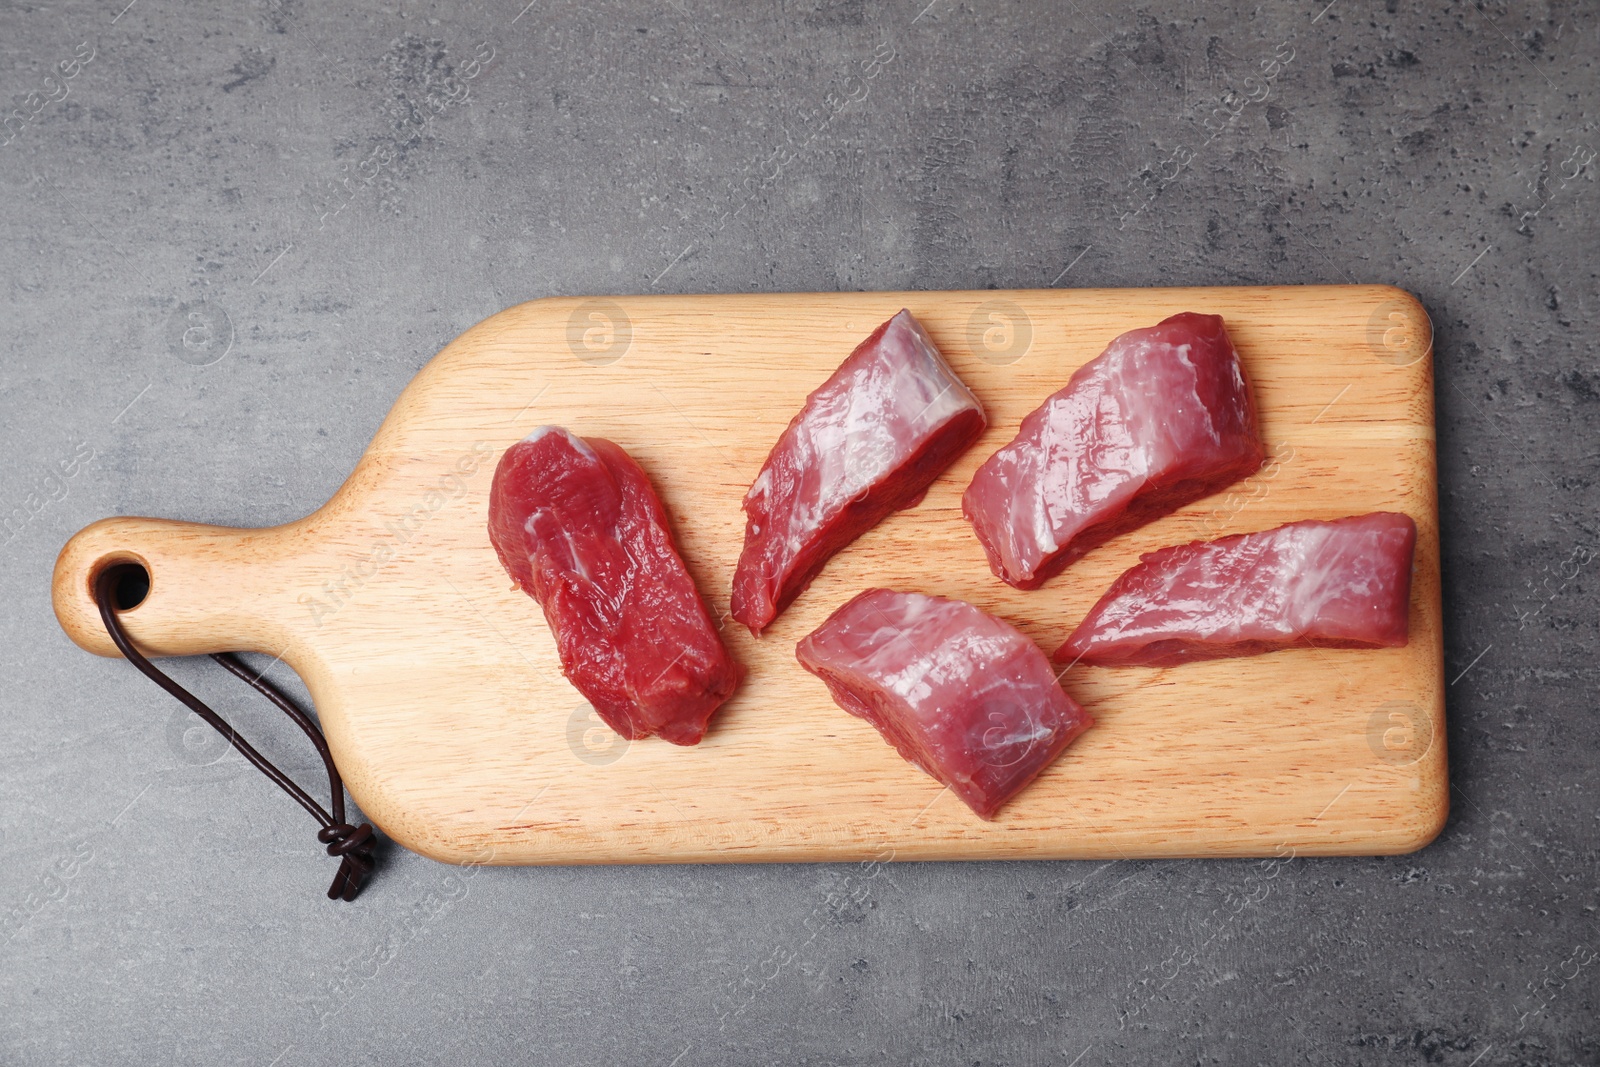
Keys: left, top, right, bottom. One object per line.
{"left": 93, "top": 566, "right": 378, "bottom": 901}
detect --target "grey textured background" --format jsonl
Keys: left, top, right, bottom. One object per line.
{"left": 2, "top": 0, "right": 1596, "bottom": 1063}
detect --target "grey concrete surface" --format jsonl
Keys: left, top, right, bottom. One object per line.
{"left": 2, "top": 0, "right": 1596, "bottom": 1063}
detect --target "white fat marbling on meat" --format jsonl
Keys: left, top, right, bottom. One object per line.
{"left": 518, "top": 428, "right": 603, "bottom": 586}
{"left": 521, "top": 425, "right": 597, "bottom": 461}
{"left": 772, "top": 311, "right": 980, "bottom": 565}
{"left": 1088, "top": 518, "right": 1406, "bottom": 645}
{"left": 839, "top": 593, "right": 1014, "bottom": 721}
{"left": 525, "top": 507, "right": 593, "bottom": 584}
{"left": 970, "top": 317, "right": 1253, "bottom": 585}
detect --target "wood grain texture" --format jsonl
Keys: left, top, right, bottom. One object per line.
{"left": 52, "top": 286, "right": 1445, "bottom": 865}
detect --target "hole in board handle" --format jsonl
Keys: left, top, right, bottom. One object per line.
{"left": 99, "top": 561, "right": 151, "bottom": 611}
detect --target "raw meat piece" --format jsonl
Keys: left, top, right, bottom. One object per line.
{"left": 796, "top": 588, "right": 1092, "bottom": 819}
{"left": 731, "top": 310, "right": 987, "bottom": 635}
{"left": 1056, "top": 512, "right": 1417, "bottom": 668}
{"left": 963, "top": 312, "right": 1264, "bottom": 590}
{"left": 487, "top": 426, "right": 740, "bottom": 745}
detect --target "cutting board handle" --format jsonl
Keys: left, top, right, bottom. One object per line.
{"left": 52, "top": 516, "right": 297, "bottom": 659}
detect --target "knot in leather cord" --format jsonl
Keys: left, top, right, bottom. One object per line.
{"left": 320, "top": 823, "right": 377, "bottom": 902}
{"left": 94, "top": 564, "right": 380, "bottom": 902}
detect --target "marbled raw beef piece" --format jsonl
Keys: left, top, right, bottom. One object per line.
{"left": 488, "top": 426, "right": 740, "bottom": 745}
{"left": 963, "top": 312, "right": 1264, "bottom": 590}
{"left": 731, "top": 310, "right": 986, "bottom": 635}
{"left": 1056, "top": 512, "right": 1417, "bottom": 668}
{"left": 797, "top": 588, "right": 1092, "bottom": 819}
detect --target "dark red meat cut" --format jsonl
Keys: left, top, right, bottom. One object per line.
{"left": 797, "top": 588, "right": 1092, "bottom": 819}
{"left": 487, "top": 427, "right": 741, "bottom": 745}
{"left": 963, "top": 312, "right": 1264, "bottom": 590}
{"left": 731, "top": 309, "right": 986, "bottom": 635}
{"left": 1056, "top": 512, "right": 1418, "bottom": 668}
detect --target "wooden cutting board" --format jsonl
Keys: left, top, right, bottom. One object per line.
{"left": 53, "top": 285, "right": 1445, "bottom": 865}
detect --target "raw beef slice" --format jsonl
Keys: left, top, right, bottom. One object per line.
{"left": 488, "top": 427, "right": 741, "bottom": 745}
{"left": 731, "top": 310, "right": 986, "bottom": 635}
{"left": 963, "top": 312, "right": 1264, "bottom": 590}
{"left": 797, "top": 588, "right": 1092, "bottom": 819}
{"left": 1057, "top": 512, "right": 1417, "bottom": 668}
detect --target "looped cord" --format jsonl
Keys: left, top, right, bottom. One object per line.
{"left": 319, "top": 823, "right": 376, "bottom": 901}
{"left": 93, "top": 566, "right": 379, "bottom": 901}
